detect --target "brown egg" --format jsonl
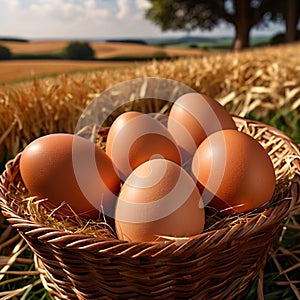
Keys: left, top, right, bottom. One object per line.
{"left": 115, "top": 159, "right": 205, "bottom": 242}
{"left": 20, "top": 133, "right": 121, "bottom": 219}
{"left": 191, "top": 130, "right": 276, "bottom": 215}
{"left": 106, "top": 111, "right": 181, "bottom": 181}
{"left": 148, "top": 113, "right": 169, "bottom": 127}
{"left": 168, "top": 93, "right": 236, "bottom": 158}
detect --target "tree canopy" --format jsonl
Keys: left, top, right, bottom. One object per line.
{"left": 270, "top": 0, "right": 300, "bottom": 42}
{"left": 64, "top": 42, "right": 95, "bottom": 60}
{"left": 0, "top": 45, "right": 12, "bottom": 60}
{"left": 145, "top": 0, "right": 300, "bottom": 50}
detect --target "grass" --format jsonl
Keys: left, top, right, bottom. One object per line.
{"left": 248, "top": 109, "right": 300, "bottom": 144}
{"left": 245, "top": 210, "right": 300, "bottom": 299}
{"left": 0, "top": 216, "right": 51, "bottom": 300}
{"left": 166, "top": 37, "right": 271, "bottom": 50}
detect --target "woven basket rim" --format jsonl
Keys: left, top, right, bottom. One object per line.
{"left": 233, "top": 115, "right": 300, "bottom": 149}
{"left": 0, "top": 116, "right": 300, "bottom": 255}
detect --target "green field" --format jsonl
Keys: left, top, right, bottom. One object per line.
{"left": 164, "top": 37, "right": 271, "bottom": 50}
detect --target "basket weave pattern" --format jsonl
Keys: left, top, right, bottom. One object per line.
{"left": 0, "top": 116, "right": 299, "bottom": 300}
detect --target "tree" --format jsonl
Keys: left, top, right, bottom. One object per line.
{"left": 0, "top": 45, "right": 12, "bottom": 60}
{"left": 64, "top": 41, "right": 95, "bottom": 60}
{"left": 145, "top": 0, "right": 294, "bottom": 50}
{"left": 269, "top": 0, "right": 300, "bottom": 43}
{"left": 285, "top": 0, "right": 299, "bottom": 42}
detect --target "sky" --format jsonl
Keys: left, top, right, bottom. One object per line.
{"left": 0, "top": 0, "right": 286, "bottom": 40}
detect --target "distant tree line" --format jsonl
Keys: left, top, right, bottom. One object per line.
{"left": 0, "top": 41, "right": 170, "bottom": 61}
{"left": 105, "top": 39, "right": 147, "bottom": 45}
{"left": 0, "top": 37, "right": 29, "bottom": 43}
{"left": 0, "top": 41, "right": 96, "bottom": 61}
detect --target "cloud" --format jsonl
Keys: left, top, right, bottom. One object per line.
{"left": 26, "top": 0, "right": 110, "bottom": 22}
{"left": 3, "top": 0, "right": 110, "bottom": 23}
{"left": 116, "top": 0, "right": 130, "bottom": 20}
{"left": 5, "top": 0, "right": 20, "bottom": 10}
{"left": 135, "top": 0, "right": 151, "bottom": 10}
{"left": 0, "top": 0, "right": 284, "bottom": 39}
{"left": 0, "top": 0, "right": 117, "bottom": 38}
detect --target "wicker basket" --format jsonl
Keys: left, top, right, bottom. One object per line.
{"left": 0, "top": 115, "right": 299, "bottom": 300}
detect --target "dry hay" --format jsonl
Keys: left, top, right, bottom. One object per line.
{"left": 1, "top": 43, "right": 300, "bottom": 163}
{"left": 6, "top": 116, "right": 298, "bottom": 237}
{"left": 0, "top": 104, "right": 299, "bottom": 299}
{"left": 1, "top": 42, "right": 300, "bottom": 232}
{"left": 0, "top": 42, "right": 300, "bottom": 299}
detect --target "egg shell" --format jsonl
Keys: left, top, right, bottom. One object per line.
{"left": 148, "top": 113, "right": 169, "bottom": 127}
{"left": 191, "top": 129, "right": 276, "bottom": 215}
{"left": 168, "top": 93, "right": 236, "bottom": 158}
{"left": 20, "top": 133, "right": 121, "bottom": 219}
{"left": 106, "top": 111, "right": 181, "bottom": 181}
{"left": 115, "top": 158, "right": 205, "bottom": 242}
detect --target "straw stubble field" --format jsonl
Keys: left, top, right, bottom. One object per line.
{"left": 0, "top": 42, "right": 300, "bottom": 299}
{"left": 0, "top": 40, "right": 202, "bottom": 59}
{"left": 0, "top": 59, "right": 137, "bottom": 84}
{"left": 0, "top": 40, "right": 204, "bottom": 83}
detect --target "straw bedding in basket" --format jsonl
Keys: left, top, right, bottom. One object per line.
{"left": 0, "top": 115, "right": 299, "bottom": 300}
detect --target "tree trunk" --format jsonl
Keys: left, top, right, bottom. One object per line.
{"left": 232, "top": 23, "right": 251, "bottom": 50}
{"left": 232, "top": 0, "right": 251, "bottom": 51}
{"left": 285, "top": 0, "right": 298, "bottom": 43}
